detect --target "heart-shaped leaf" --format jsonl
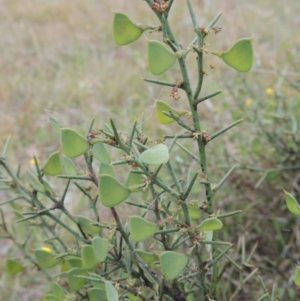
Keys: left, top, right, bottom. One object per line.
{"left": 294, "top": 265, "right": 300, "bottom": 286}
{"left": 6, "top": 259, "right": 25, "bottom": 275}
{"left": 284, "top": 190, "right": 300, "bottom": 214}
{"left": 139, "top": 144, "right": 169, "bottom": 166}
{"left": 77, "top": 216, "right": 102, "bottom": 235}
{"left": 42, "top": 151, "right": 62, "bottom": 176}
{"left": 63, "top": 156, "right": 78, "bottom": 175}
{"left": 26, "top": 171, "right": 45, "bottom": 193}
{"left": 99, "top": 175, "right": 131, "bottom": 207}
{"left": 35, "top": 249, "right": 61, "bottom": 269}
{"left": 213, "top": 37, "right": 253, "bottom": 72}
{"left": 93, "top": 141, "right": 110, "bottom": 164}
{"left": 129, "top": 216, "right": 158, "bottom": 242}
{"left": 99, "top": 163, "right": 114, "bottom": 177}
{"left": 82, "top": 245, "right": 99, "bottom": 270}
{"left": 160, "top": 251, "right": 188, "bottom": 280}
{"left": 61, "top": 128, "right": 90, "bottom": 158}
{"left": 197, "top": 218, "right": 223, "bottom": 231}
{"left": 113, "top": 12, "right": 143, "bottom": 46}
{"left": 105, "top": 281, "right": 119, "bottom": 301}
{"left": 65, "top": 256, "right": 83, "bottom": 269}
{"left": 92, "top": 237, "right": 111, "bottom": 262}
{"left": 88, "top": 288, "right": 107, "bottom": 301}
{"left": 135, "top": 249, "right": 157, "bottom": 267}
{"left": 156, "top": 100, "right": 188, "bottom": 124}
{"left": 67, "top": 268, "right": 88, "bottom": 291}
{"left": 52, "top": 282, "right": 65, "bottom": 299}
{"left": 148, "top": 40, "right": 177, "bottom": 75}
{"left": 49, "top": 115, "right": 61, "bottom": 134}
{"left": 44, "top": 295, "right": 61, "bottom": 301}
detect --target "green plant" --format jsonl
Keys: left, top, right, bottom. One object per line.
{"left": 0, "top": 1, "right": 276, "bottom": 300}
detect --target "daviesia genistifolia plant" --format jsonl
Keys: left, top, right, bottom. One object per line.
{"left": 1, "top": 1, "right": 272, "bottom": 301}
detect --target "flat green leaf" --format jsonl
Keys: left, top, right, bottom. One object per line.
{"left": 99, "top": 174, "right": 130, "bottom": 207}
{"left": 77, "top": 215, "right": 102, "bottom": 235}
{"left": 129, "top": 216, "right": 157, "bottom": 242}
{"left": 148, "top": 40, "right": 177, "bottom": 75}
{"left": 44, "top": 295, "right": 61, "bottom": 301}
{"left": 197, "top": 218, "right": 223, "bottom": 231}
{"left": 52, "top": 282, "right": 65, "bottom": 299}
{"left": 49, "top": 115, "right": 61, "bottom": 134}
{"left": 105, "top": 281, "right": 119, "bottom": 301}
{"left": 214, "top": 37, "right": 253, "bottom": 72}
{"left": 284, "top": 190, "right": 300, "bottom": 214}
{"left": 139, "top": 144, "right": 169, "bottom": 166}
{"left": 99, "top": 163, "right": 114, "bottom": 177}
{"left": 125, "top": 171, "right": 142, "bottom": 187}
{"left": 93, "top": 141, "right": 110, "bottom": 164}
{"left": 179, "top": 202, "right": 201, "bottom": 220}
{"left": 26, "top": 170, "right": 45, "bottom": 193}
{"left": 67, "top": 267, "right": 88, "bottom": 291}
{"left": 65, "top": 256, "right": 83, "bottom": 269}
{"left": 92, "top": 237, "right": 111, "bottom": 262}
{"left": 160, "top": 251, "right": 188, "bottom": 280}
{"left": 156, "top": 100, "right": 188, "bottom": 124}
{"left": 205, "top": 231, "right": 213, "bottom": 252}
{"left": 135, "top": 249, "right": 157, "bottom": 268}
{"left": 82, "top": 245, "right": 99, "bottom": 270}
{"left": 61, "top": 128, "right": 90, "bottom": 158}
{"left": 43, "top": 178, "right": 55, "bottom": 195}
{"left": 88, "top": 288, "right": 107, "bottom": 301}
{"left": 35, "top": 249, "right": 61, "bottom": 269}
{"left": 42, "top": 151, "right": 62, "bottom": 176}
{"left": 63, "top": 156, "right": 78, "bottom": 175}
{"left": 113, "top": 12, "right": 143, "bottom": 46}
{"left": 6, "top": 259, "right": 25, "bottom": 275}
{"left": 294, "top": 265, "right": 300, "bottom": 286}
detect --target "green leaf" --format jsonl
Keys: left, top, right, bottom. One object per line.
{"left": 6, "top": 259, "right": 25, "bottom": 275}
{"left": 44, "top": 295, "right": 61, "bottom": 301}
{"left": 61, "top": 128, "right": 90, "bottom": 158}
{"left": 65, "top": 256, "right": 83, "bottom": 269}
{"left": 52, "top": 282, "right": 65, "bottom": 299}
{"left": 213, "top": 37, "right": 253, "bottom": 72}
{"left": 294, "top": 265, "right": 300, "bottom": 286}
{"left": 139, "top": 144, "right": 169, "bottom": 166}
{"left": 160, "top": 251, "right": 188, "bottom": 280}
{"left": 129, "top": 216, "right": 157, "bottom": 242}
{"left": 77, "top": 215, "right": 102, "bottom": 235}
{"left": 135, "top": 249, "right": 157, "bottom": 268}
{"left": 284, "top": 190, "right": 300, "bottom": 214}
{"left": 156, "top": 100, "right": 188, "bottom": 124}
{"left": 82, "top": 245, "right": 99, "bottom": 270}
{"left": 92, "top": 237, "right": 111, "bottom": 262}
{"left": 67, "top": 267, "right": 88, "bottom": 291}
{"left": 88, "top": 288, "right": 107, "bottom": 301}
{"left": 113, "top": 12, "right": 143, "bottom": 46}
{"left": 99, "top": 174, "right": 131, "bottom": 207}
{"left": 99, "top": 163, "right": 114, "bottom": 177}
{"left": 179, "top": 202, "right": 201, "bottom": 220}
{"left": 204, "top": 231, "right": 213, "bottom": 252}
{"left": 197, "top": 218, "right": 223, "bottom": 231}
{"left": 42, "top": 151, "right": 62, "bottom": 176}
{"left": 26, "top": 170, "right": 45, "bottom": 193}
{"left": 93, "top": 141, "right": 110, "bottom": 164}
{"left": 125, "top": 171, "right": 142, "bottom": 187}
{"left": 148, "top": 40, "right": 177, "bottom": 75}
{"left": 105, "top": 281, "right": 119, "bottom": 301}
{"left": 63, "top": 156, "right": 78, "bottom": 175}
{"left": 49, "top": 115, "right": 61, "bottom": 135}
{"left": 35, "top": 249, "right": 61, "bottom": 269}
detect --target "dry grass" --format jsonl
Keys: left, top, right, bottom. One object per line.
{"left": 0, "top": 0, "right": 300, "bottom": 300}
